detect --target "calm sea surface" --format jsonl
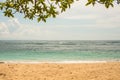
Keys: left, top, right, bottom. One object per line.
{"left": 0, "top": 40, "right": 120, "bottom": 62}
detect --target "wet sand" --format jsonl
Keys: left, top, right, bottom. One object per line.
{"left": 0, "top": 62, "right": 120, "bottom": 80}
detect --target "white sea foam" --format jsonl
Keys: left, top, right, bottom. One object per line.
{"left": 2, "top": 60, "right": 109, "bottom": 64}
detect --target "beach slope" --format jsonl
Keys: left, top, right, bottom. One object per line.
{"left": 0, "top": 62, "right": 120, "bottom": 80}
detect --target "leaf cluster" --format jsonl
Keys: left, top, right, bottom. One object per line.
{"left": 0, "top": 0, "right": 74, "bottom": 22}
{"left": 86, "top": 0, "right": 120, "bottom": 8}
{"left": 0, "top": 0, "right": 119, "bottom": 22}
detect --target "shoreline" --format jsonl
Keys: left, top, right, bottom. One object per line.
{"left": 1, "top": 60, "right": 120, "bottom": 64}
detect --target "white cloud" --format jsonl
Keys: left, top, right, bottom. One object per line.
{"left": 0, "top": 22, "right": 9, "bottom": 34}
{"left": 8, "top": 18, "right": 21, "bottom": 27}
{"left": 7, "top": 18, "right": 21, "bottom": 33}
{"left": 58, "top": 14, "right": 98, "bottom": 20}
{"left": 0, "top": 18, "right": 67, "bottom": 40}
{"left": 57, "top": 0, "right": 120, "bottom": 28}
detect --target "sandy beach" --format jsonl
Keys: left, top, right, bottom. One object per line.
{"left": 0, "top": 62, "right": 120, "bottom": 80}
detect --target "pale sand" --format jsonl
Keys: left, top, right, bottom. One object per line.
{"left": 0, "top": 62, "right": 120, "bottom": 80}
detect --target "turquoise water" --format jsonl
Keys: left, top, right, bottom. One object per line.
{"left": 0, "top": 40, "right": 120, "bottom": 62}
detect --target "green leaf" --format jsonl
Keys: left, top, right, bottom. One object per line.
{"left": 37, "top": 17, "right": 41, "bottom": 22}
{"left": 86, "top": 2, "right": 92, "bottom": 6}
{"left": 105, "top": 3, "right": 109, "bottom": 8}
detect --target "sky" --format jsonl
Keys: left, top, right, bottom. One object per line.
{"left": 0, "top": 0, "right": 120, "bottom": 40}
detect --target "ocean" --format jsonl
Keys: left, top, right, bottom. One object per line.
{"left": 0, "top": 40, "right": 120, "bottom": 62}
